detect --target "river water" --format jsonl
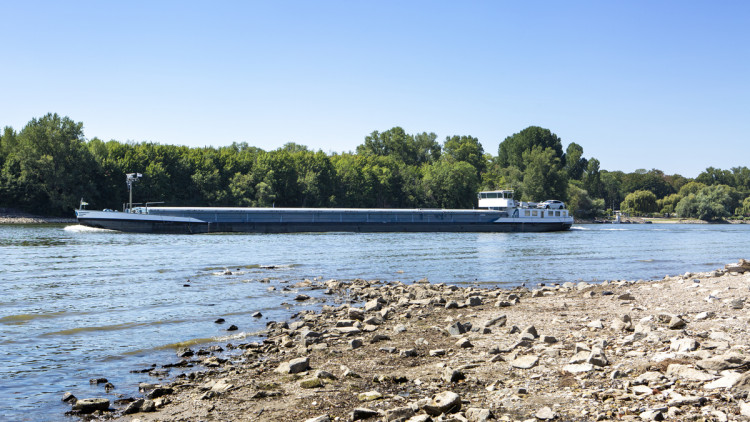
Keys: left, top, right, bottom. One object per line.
{"left": 1, "top": 223, "right": 750, "bottom": 421}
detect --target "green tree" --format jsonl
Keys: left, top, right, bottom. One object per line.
{"left": 564, "top": 142, "right": 587, "bottom": 180}
{"left": 521, "top": 146, "right": 567, "bottom": 201}
{"left": 498, "top": 126, "right": 564, "bottom": 171}
{"left": 357, "top": 127, "right": 437, "bottom": 166}
{"left": 657, "top": 193, "right": 682, "bottom": 215}
{"left": 621, "top": 190, "right": 657, "bottom": 215}
{"left": 422, "top": 160, "right": 479, "bottom": 208}
{"left": 600, "top": 170, "right": 624, "bottom": 211}
{"left": 582, "top": 158, "right": 603, "bottom": 198}
{"left": 413, "top": 132, "right": 441, "bottom": 164}
{"left": 696, "top": 167, "right": 732, "bottom": 186}
{"left": 678, "top": 181, "right": 707, "bottom": 197}
{"left": 741, "top": 196, "right": 750, "bottom": 216}
{"left": 567, "top": 183, "right": 604, "bottom": 219}
{"left": 675, "top": 185, "right": 738, "bottom": 221}
{"left": 1, "top": 113, "right": 99, "bottom": 215}
{"left": 228, "top": 172, "right": 256, "bottom": 206}
{"left": 622, "top": 169, "right": 674, "bottom": 199}
{"left": 443, "top": 135, "right": 486, "bottom": 173}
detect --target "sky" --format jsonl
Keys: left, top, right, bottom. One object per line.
{"left": 1, "top": 1, "right": 748, "bottom": 178}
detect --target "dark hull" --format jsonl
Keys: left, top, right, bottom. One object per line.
{"left": 77, "top": 217, "right": 572, "bottom": 234}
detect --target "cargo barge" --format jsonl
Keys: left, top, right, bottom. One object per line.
{"left": 74, "top": 174, "right": 573, "bottom": 234}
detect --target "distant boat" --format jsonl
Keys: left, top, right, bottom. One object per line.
{"left": 74, "top": 175, "right": 573, "bottom": 234}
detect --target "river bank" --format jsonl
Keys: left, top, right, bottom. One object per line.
{"left": 63, "top": 259, "right": 750, "bottom": 421}
{"left": 0, "top": 211, "right": 75, "bottom": 224}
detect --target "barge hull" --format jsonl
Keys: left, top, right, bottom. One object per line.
{"left": 77, "top": 217, "right": 571, "bottom": 234}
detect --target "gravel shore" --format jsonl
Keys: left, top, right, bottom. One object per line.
{"left": 0, "top": 214, "right": 75, "bottom": 224}
{"left": 66, "top": 260, "right": 750, "bottom": 421}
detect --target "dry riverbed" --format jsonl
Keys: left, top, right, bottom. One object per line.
{"left": 65, "top": 260, "right": 750, "bottom": 422}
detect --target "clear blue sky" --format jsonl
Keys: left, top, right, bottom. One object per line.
{"left": 2, "top": 1, "right": 748, "bottom": 177}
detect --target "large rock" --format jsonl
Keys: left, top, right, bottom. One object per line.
{"left": 510, "top": 355, "right": 539, "bottom": 369}
{"left": 731, "top": 371, "right": 750, "bottom": 392}
{"left": 466, "top": 407, "right": 493, "bottom": 421}
{"left": 535, "top": 406, "right": 556, "bottom": 420}
{"left": 611, "top": 314, "right": 634, "bottom": 331}
{"left": 564, "top": 363, "right": 594, "bottom": 373}
{"left": 446, "top": 321, "right": 470, "bottom": 336}
{"left": 275, "top": 356, "right": 310, "bottom": 374}
{"left": 666, "top": 364, "right": 715, "bottom": 382}
{"left": 72, "top": 398, "right": 110, "bottom": 413}
{"left": 351, "top": 408, "right": 379, "bottom": 420}
{"left": 587, "top": 347, "right": 609, "bottom": 367}
{"left": 384, "top": 406, "right": 415, "bottom": 421}
{"left": 423, "top": 391, "right": 461, "bottom": 416}
{"left": 697, "top": 354, "right": 748, "bottom": 371}
{"left": 670, "top": 338, "right": 698, "bottom": 352}
{"left": 725, "top": 259, "right": 750, "bottom": 273}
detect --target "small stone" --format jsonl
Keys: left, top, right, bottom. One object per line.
{"left": 300, "top": 378, "right": 323, "bottom": 388}
{"left": 429, "top": 349, "right": 446, "bottom": 357}
{"left": 665, "top": 364, "right": 715, "bottom": 381}
{"left": 176, "top": 347, "right": 194, "bottom": 357}
{"left": 740, "top": 401, "right": 750, "bottom": 417}
{"left": 668, "top": 315, "right": 686, "bottom": 329}
{"left": 252, "top": 311, "right": 263, "bottom": 318}
{"left": 510, "top": 355, "right": 539, "bottom": 369}
{"left": 456, "top": 338, "right": 473, "bottom": 348}
{"left": 466, "top": 407, "right": 493, "bottom": 422}
{"left": 563, "top": 363, "right": 594, "bottom": 373}
{"left": 611, "top": 314, "right": 633, "bottom": 331}
{"left": 140, "top": 399, "right": 156, "bottom": 412}
{"left": 443, "top": 368, "right": 466, "bottom": 383}
{"left": 295, "top": 294, "right": 311, "bottom": 301}
{"left": 400, "top": 348, "right": 417, "bottom": 357}
{"left": 275, "top": 356, "right": 310, "bottom": 374}
{"left": 305, "top": 415, "right": 332, "bottom": 422}
{"left": 730, "top": 298, "right": 744, "bottom": 309}
{"left": 535, "top": 406, "right": 556, "bottom": 420}
{"left": 484, "top": 315, "right": 507, "bottom": 328}
{"left": 587, "top": 347, "right": 609, "bottom": 367}
{"left": 89, "top": 377, "right": 108, "bottom": 384}
{"left": 350, "top": 338, "right": 364, "bottom": 349}
{"left": 358, "top": 391, "right": 383, "bottom": 402}
{"left": 348, "top": 307, "right": 365, "bottom": 321}
{"left": 214, "top": 318, "right": 225, "bottom": 324}
{"left": 226, "top": 324, "right": 238, "bottom": 331}
{"left": 351, "top": 408, "right": 379, "bottom": 420}
{"left": 542, "top": 335, "right": 557, "bottom": 344}
{"left": 210, "top": 379, "right": 234, "bottom": 392}
{"left": 384, "top": 406, "right": 415, "bottom": 421}
{"left": 72, "top": 398, "right": 110, "bottom": 413}
{"left": 670, "top": 338, "right": 698, "bottom": 352}
{"left": 121, "top": 398, "right": 144, "bottom": 415}
{"left": 61, "top": 392, "right": 77, "bottom": 404}
{"left": 146, "top": 387, "right": 173, "bottom": 399}
{"left": 695, "top": 311, "right": 715, "bottom": 320}
{"left": 447, "top": 321, "right": 469, "bottom": 336}
{"left": 423, "top": 391, "right": 462, "bottom": 416}
{"left": 639, "top": 409, "right": 665, "bottom": 421}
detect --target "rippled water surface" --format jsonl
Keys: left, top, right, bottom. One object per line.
{"left": 1, "top": 223, "right": 750, "bottom": 420}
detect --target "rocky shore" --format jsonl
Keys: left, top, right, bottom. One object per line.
{"left": 66, "top": 260, "right": 750, "bottom": 422}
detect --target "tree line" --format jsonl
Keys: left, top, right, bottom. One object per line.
{"left": 1, "top": 113, "right": 749, "bottom": 220}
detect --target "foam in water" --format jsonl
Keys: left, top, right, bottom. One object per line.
{"left": 63, "top": 224, "right": 113, "bottom": 233}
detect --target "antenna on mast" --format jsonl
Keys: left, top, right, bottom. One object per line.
{"left": 126, "top": 173, "right": 142, "bottom": 212}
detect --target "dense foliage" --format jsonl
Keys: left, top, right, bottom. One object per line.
{"left": 1, "top": 113, "right": 749, "bottom": 221}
